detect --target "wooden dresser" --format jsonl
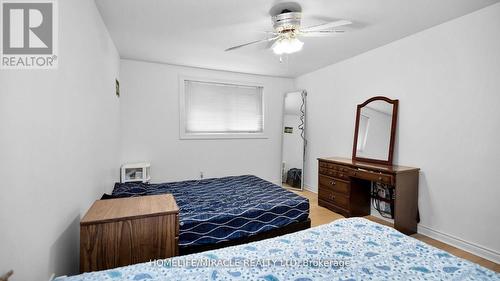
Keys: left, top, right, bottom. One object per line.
{"left": 80, "top": 194, "right": 179, "bottom": 272}
{"left": 318, "top": 157, "right": 420, "bottom": 235}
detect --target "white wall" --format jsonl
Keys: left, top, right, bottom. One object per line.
{"left": 296, "top": 3, "right": 500, "bottom": 262}
{"left": 0, "top": 1, "right": 120, "bottom": 280}
{"left": 119, "top": 59, "right": 294, "bottom": 184}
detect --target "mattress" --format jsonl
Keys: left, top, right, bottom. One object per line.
{"left": 57, "top": 217, "right": 500, "bottom": 281}
{"left": 111, "top": 175, "right": 310, "bottom": 248}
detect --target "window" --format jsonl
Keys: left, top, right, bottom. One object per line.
{"left": 180, "top": 78, "right": 265, "bottom": 139}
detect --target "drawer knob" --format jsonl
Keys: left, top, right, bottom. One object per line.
{"left": 330, "top": 181, "right": 336, "bottom": 185}
{"left": 340, "top": 174, "right": 344, "bottom": 177}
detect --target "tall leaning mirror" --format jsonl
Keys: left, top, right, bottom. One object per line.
{"left": 281, "top": 91, "right": 307, "bottom": 190}
{"left": 352, "top": 96, "right": 398, "bottom": 165}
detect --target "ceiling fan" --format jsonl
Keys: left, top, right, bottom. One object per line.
{"left": 225, "top": 2, "right": 352, "bottom": 55}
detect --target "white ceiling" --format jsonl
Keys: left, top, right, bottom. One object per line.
{"left": 95, "top": 0, "right": 499, "bottom": 78}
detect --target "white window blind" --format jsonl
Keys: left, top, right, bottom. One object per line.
{"left": 183, "top": 80, "right": 264, "bottom": 135}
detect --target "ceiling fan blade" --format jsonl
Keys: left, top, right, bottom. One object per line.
{"left": 225, "top": 36, "right": 279, "bottom": 52}
{"left": 265, "top": 37, "right": 280, "bottom": 49}
{"left": 264, "top": 31, "right": 279, "bottom": 35}
{"left": 300, "top": 20, "right": 352, "bottom": 32}
{"left": 300, "top": 30, "right": 345, "bottom": 37}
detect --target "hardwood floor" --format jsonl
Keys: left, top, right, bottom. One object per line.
{"left": 290, "top": 189, "right": 500, "bottom": 272}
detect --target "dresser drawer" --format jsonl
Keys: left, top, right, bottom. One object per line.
{"left": 318, "top": 198, "right": 350, "bottom": 217}
{"left": 318, "top": 166, "right": 351, "bottom": 180}
{"left": 351, "top": 169, "right": 394, "bottom": 185}
{"left": 318, "top": 188, "right": 349, "bottom": 209}
{"left": 319, "top": 167, "right": 337, "bottom": 177}
{"left": 332, "top": 164, "right": 350, "bottom": 174}
{"left": 318, "top": 166, "right": 329, "bottom": 175}
{"left": 319, "top": 161, "right": 349, "bottom": 171}
{"left": 318, "top": 175, "right": 350, "bottom": 195}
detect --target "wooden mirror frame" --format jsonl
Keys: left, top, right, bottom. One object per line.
{"left": 352, "top": 96, "right": 399, "bottom": 166}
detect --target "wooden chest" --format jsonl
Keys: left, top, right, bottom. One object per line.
{"left": 80, "top": 194, "right": 179, "bottom": 272}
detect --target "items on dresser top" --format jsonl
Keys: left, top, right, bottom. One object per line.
{"left": 111, "top": 175, "right": 310, "bottom": 253}
{"left": 352, "top": 96, "right": 398, "bottom": 165}
{"left": 80, "top": 194, "right": 179, "bottom": 273}
{"left": 59, "top": 218, "right": 500, "bottom": 281}
{"left": 318, "top": 157, "right": 419, "bottom": 235}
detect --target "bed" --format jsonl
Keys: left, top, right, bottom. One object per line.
{"left": 110, "top": 175, "right": 311, "bottom": 254}
{"left": 57, "top": 217, "right": 499, "bottom": 280}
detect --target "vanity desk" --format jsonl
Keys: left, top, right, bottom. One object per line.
{"left": 318, "top": 157, "right": 419, "bottom": 235}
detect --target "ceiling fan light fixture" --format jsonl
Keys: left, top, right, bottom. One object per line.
{"left": 224, "top": 2, "right": 352, "bottom": 55}
{"left": 272, "top": 37, "right": 304, "bottom": 55}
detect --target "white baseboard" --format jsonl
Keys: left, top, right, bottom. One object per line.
{"left": 304, "top": 183, "right": 316, "bottom": 193}
{"left": 371, "top": 208, "right": 499, "bottom": 264}
{"left": 308, "top": 185, "right": 499, "bottom": 264}
{"left": 272, "top": 180, "right": 283, "bottom": 186}
{"left": 417, "top": 224, "right": 500, "bottom": 264}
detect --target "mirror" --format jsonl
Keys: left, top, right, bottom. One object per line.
{"left": 352, "top": 96, "right": 398, "bottom": 165}
{"left": 281, "top": 91, "right": 307, "bottom": 190}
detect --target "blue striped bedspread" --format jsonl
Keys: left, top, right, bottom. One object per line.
{"left": 57, "top": 218, "right": 499, "bottom": 280}
{"left": 111, "top": 175, "right": 310, "bottom": 248}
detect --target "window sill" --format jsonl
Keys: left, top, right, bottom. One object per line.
{"left": 180, "top": 132, "right": 268, "bottom": 140}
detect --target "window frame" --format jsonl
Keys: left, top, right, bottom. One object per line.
{"left": 179, "top": 76, "right": 267, "bottom": 139}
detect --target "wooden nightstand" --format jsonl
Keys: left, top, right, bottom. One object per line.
{"left": 80, "top": 194, "right": 179, "bottom": 273}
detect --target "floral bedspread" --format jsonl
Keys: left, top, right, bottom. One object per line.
{"left": 57, "top": 218, "right": 499, "bottom": 281}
